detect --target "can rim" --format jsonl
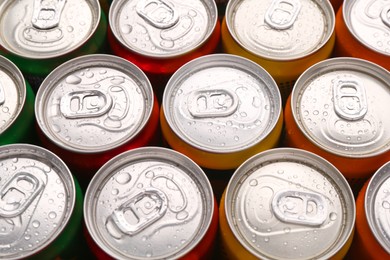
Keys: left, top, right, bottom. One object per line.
{"left": 84, "top": 146, "right": 215, "bottom": 260}
{"left": 162, "top": 53, "right": 282, "bottom": 154}
{"left": 0, "top": 143, "right": 76, "bottom": 260}
{"left": 225, "top": 0, "right": 335, "bottom": 61}
{"left": 365, "top": 161, "right": 390, "bottom": 254}
{"left": 0, "top": 0, "right": 102, "bottom": 60}
{"left": 224, "top": 147, "right": 356, "bottom": 259}
{"left": 109, "top": 0, "right": 218, "bottom": 59}
{"left": 291, "top": 57, "right": 390, "bottom": 158}
{"left": 35, "top": 54, "right": 154, "bottom": 154}
{"left": 343, "top": 0, "right": 390, "bottom": 58}
{"left": 0, "top": 55, "right": 26, "bottom": 134}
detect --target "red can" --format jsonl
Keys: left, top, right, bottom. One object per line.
{"left": 108, "top": 0, "right": 221, "bottom": 98}
{"left": 83, "top": 146, "right": 218, "bottom": 260}
{"left": 35, "top": 54, "right": 160, "bottom": 182}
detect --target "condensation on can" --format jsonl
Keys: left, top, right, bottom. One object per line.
{"left": 346, "top": 161, "right": 390, "bottom": 259}
{"left": 161, "top": 54, "right": 283, "bottom": 170}
{"left": 0, "top": 55, "right": 35, "bottom": 145}
{"left": 334, "top": 0, "right": 390, "bottom": 71}
{"left": 0, "top": 144, "right": 83, "bottom": 259}
{"left": 83, "top": 146, "right": 218, "bottom": 260}
{"left": 220, "top": 148, "right": 356, "bottom": 260}
{"left": 222, "top": 0, "right": 335, "bottom": 104}
{"left": 35, "top": 54, "right": 159, "bottom": 180}
{"left": 0, "top": 0, "right": 108, "bottom": 91}
{"left": 284, "top": 57, "right": 390, "bottom": 193}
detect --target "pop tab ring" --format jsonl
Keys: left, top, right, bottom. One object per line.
{"left": 32, "top": 0, "right": 67, "bottom": 30}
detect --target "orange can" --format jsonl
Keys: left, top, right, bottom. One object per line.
{"left": 284, "top": 57, "right": 390, "bottom": 193}
{"left": 333, "top": 0, "right": 390, "bottom": 71}
{"left": 160, "top": 54, "right": 283, "bottom": 170}
{"left": 221, "top": 0, "right": 335, "bottom": 102}
{"left": 346, "top": 161, "right": 390, "bottom": 259}
{"left": 330, "top": 0, "right": 343, "bottom": 12}
{"left": 219, "top": 148, "right": 355, "bottom": 259}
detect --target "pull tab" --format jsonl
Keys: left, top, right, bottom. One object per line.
{"left": 333, "top": 76, "right": 368, "bottom": 121}
{"left": 381, "top": 4, "right": 390, "bottom": 28}
{"left": 187, "top": 88, "right": 239, "bottom": 118}
{"left": 32, "top": 0, "right": 66, "bottom": 30}
{"left": 0, "top": 172, "right": 45, "bottom": 218}
{"left": 60, "top": 90, "right": 113, "bottom": 119}
{"left": 0, "top": 83, "right": 4, "bottom": 106}
{"left": 106, "top": 188, "right": 168, "bottom": 237}
{"left": 272, "top": 190, "right": 328, "bottom": 226}
{"left": 136, "top": 0, "right": 179, "bottom": 29}
{"left": 265, "top": 0, "right": 301, "bottom": 30}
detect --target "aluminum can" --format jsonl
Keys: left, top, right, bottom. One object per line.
{"left": 84, "top": 146, "right": 218, "bottom": 259}
{"left": 284, "top": 57, "right": 390, "bottom": 193}
{"left": 0, "top": 55, "right": 36, "bottom": 145}
{"left": 221, "top": 0, "right": 335, "bottom": 103}
{"left": 108, "top": 0, "right": 221, "bottom": 98}
{"left": 161, "top": 54, "right": 283, "bottom": 170}
{"left": 346, "top": 161, "right": 390, "bottom": 259}
{"left": 35, "top": 54, "right": 160, "bottom": 182}
{"left": 333, "top": 0, "right": 390, "bottom": 71}
{"left": 0, "top": 143, "right": 84, "bottom": 259}
{"left": 220, "top": 148, "right": 356, "bottom": 260}
{"left": 0, "top": 0, "right": 108, "bottom": 91}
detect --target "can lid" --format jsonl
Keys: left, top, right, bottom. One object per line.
{"left": 0, "top": 144, "right": 76, "bottom": 259}
{"left": 0, "top": 56, "right": 26, "bottom": 135}
{"left": 343, "top": 0, "right": 390, "bottom": 57}
{"left": 225, "top": 148, "right": 355, "bottom": 259}
{"left": 163, "top": 54, "right": 281, "bottom": 154}
{"left": 109, "top": 0, "right": 218, "bottom": 58}
{"left": 225, "top": 0, "right": 335, "bottom": 60}
{"left": 365, "top": 161, "right": 390, "bottom": 254}
{"left": 291, "top": 57, "right": 390, "bottom": 158}
{"left": 84, "top": 146, "right": 214, "bottom": 259}
{"left": 0, "top": 0, "right": 101, "bottom": 59}
{"left": 35, "top": 54, "right": 154, "bottom": 154}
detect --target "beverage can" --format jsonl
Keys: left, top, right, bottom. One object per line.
{"left": 334, "top": 0, "right": 390, "bottom": 71}
{"left": 0, "top": 55, "right": 35, "bottom": 145}
{"left": 284, "top": 57, "right": 390, "bottom": 192}
{"left": 161, "top": 54, "right": 283, "bottom": 170}
{"left": 222, "top": 0, "right": 335, "bottom": 102}
{"left": 83, "top": 146, "right": 218, "bottom": 259}
{"left": 220, "top": 148, "right": 356, "bottom": 259}
{"left": 35, "top": 54, "right": 160, "bottom": 181}
{"left": 0, "top": 143, "right": 84, "bottom": 259}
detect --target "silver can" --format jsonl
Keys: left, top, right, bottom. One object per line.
{"left": 221, "top": 148, "right": 355, "bottom": 259}
{"left": 35, "top": 54, "right": 156, "bottom": 177}
{"left": 84, "top": 146, "right": 216, "bottom": 259}
{"left": 161, "top": 53, "right": 283, "bottom": 170}
{"left": 0, "top": 144, "right": 80, "bottom": 259}
{"left": 285, "top": 57, "right": 390, "bottom": 190}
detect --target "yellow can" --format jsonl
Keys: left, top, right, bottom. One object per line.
{"left": 219, "top": 148, "right": 356, "bottom": 259}
{"left": 160, "top": 54, "right": 283, "bottom": 170}
{"left": 221, "top": 0, "right": 335, "bottom": 103}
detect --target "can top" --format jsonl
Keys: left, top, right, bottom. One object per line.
{"left": 0, "top": 144, "right": 76, "bottom": 259}
{"left": 0, "top": 56, "right": 26, "bottom": 135}
{"left": 225, "top": 0, "right": 335, "bottom": 60}
{"left": 84, "top": 146, "right": 214, "bottom": 259}
{"left": 343, "top": 0, "right": 390, "bottom": 57}
{"left": 225, "top": 148, "right": 355, "bottom": 259}
{"left": 163, "top": 54, "right": 281, "bottom": 154}
{"left": 291, "top": 57, "right": 390, "bottom": 158}
{"left": 0, "top": 0, "right": 101, "bottom": 59}
{"left": 365, "top": 161, "right": 390, "bottom": 254}
{"left": 35, "top": 54, "right": 154, "bottom": 154}
{"left": 109, "top": 0, "right": 218, "bottom": 58}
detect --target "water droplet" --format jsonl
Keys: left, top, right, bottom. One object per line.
{"left": 383, "top": 201, "right": 390, "bottom": 209}
{"left": 329, "top": 212, "right": 337, "bottom": 221}
{"left": 52, "top": 124, "right": 61, "bottom": 133}
{"left": 264, "top": 237, "right": 270, "bottom": 242}
{"left": 116, "top": 172, "right": 131, "bottom": 184}
{"left": 65, "top": 75, "right": 82, "bottom": 84}
{"left": 32, "top": 220, "right": 40, "bottom": 228}
{"left": 284, "top": 227, "right": 291, "bottom": 233}
{"left": 86, "top": 71, "right": 94, "bottom": 78}
{"left": 234, "top": 136, "right": 239, "bottom": 141}
{"left": 249, "top": 179, "right": 258, "bottom": 186}
{"left": 121, "top": 24, "right": 133, "bottom": 34}
{"left": 111, "top": 189, "right": 119, "bottom": 195}
{"left": 12, "top": 158, "right": 18, "bottom": 163}
{"left": 2, "top": 107, "right": 9, "bottom": 113}
{"left": 111, "top": 77, "right": 125, "bottom": 85}
{"left": 67, "top": 26, "right": 74, "bottom": 32}
{"left": 48, "top": 212, "right": 57, "bottom": 219}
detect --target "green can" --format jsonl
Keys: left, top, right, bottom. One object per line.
{"left": 0, "top": 0, "right": 108, "bottom": 91}
{"left": 0, "top": 55, "right": 35, "bottom": 145}
{"left": 0, "top": 144, "right": 85, "bottom": 259}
